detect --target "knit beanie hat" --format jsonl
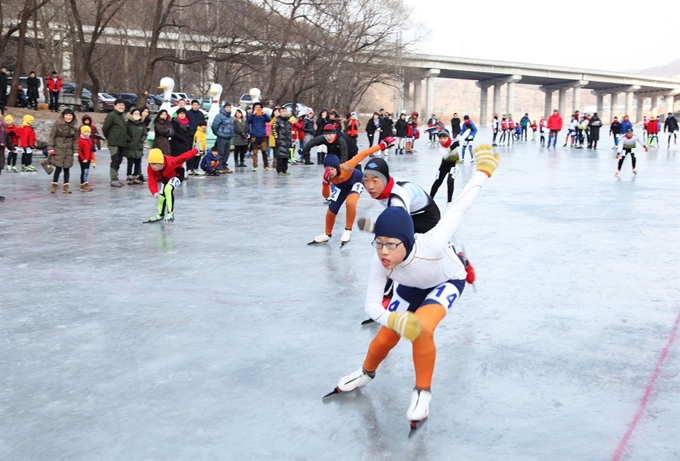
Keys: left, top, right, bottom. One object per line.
{"left": 374, "top": 207, "right": 415, "bottom": 258}
{"left": 80, "top": 125, "right": 91, "bottom": 133}
{"left": 323, "top": 154, "right": 341, "bottom": 172}
{"left": 364, "top": 158, "right": 390, "bottom": 185}
{"left": 323, "top": 124, "right": 337, "bottom": 134}
{"left": 148, "top": 148, "right": 164, "bottom": 164}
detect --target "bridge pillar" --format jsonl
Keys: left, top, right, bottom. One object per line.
{"left": 635, "top": 96, "right": 645, "bottom": 123}
{"left": 493, "top": 84, "right": 502, "bottom": 118}
{"left": 651, "top": 96, "right": 660, "bottom": 117}
{"left": 667, "top": 95, "right": 675, "bottom": 114}
{"left": 596, "top": 95, "right": 604, "bottom": 117}
{"left": 625, "top": 91, "right": 635, "bottom": 120}
{"left": 573, "top": 87, "right": 581, "bottom": 114}
{"left": 506, "top": 81, "right": 516, "bottom": 118}
{"left": 542, "top": 89, "right": 553, "bottom": 120}
{"left": 402, "top": 80, "right": 410, "bottom": 115}
{"left": 414, "top": 79, "right": 422, "bottom": 117}
{"left": 425, "top": 69, "right": 440, "bottom": 120}
{"left": 558, "top": 89, "right": 567, "bottom": 117}
{"left": 479, "top": 85, "right": 489, "bottom": 126}
{"left": 609, "top": 93, "right": 619, "bottom": 123}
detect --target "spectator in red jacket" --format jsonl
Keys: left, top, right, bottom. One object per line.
{"left": 46, "top": 71, "right": 63, "bottom": 112}
{"left": 547, "top": 109, "right": 563, "bottom": 148}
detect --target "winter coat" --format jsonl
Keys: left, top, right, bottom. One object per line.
{"left": 379, "top": 117, "right": 393, "bottom": 141}
{"left": 461, "top": 120, "right": 478, "bottom": 138}
{"left": 345, "top": 118, "right": 360, "bottom": 137}
{"left": 186, "top": 109, "right": 204, "bottom": 138}
{"left": 547, "top": 113, "right": 563, "bottom": 131}
{"left": 366, "top": 117, "right": 380, "bottom": 135}
{"left": 394, "top": 119, "right": 408, "bottom": 137}
{"left": 153, "top": 117, "right": 174, "bottom": 154}
{"left": 246, "top": 112, "right": 270, "bottom": 138}
{"left": 193, "top": 127, "right": 207, "bottom": 152}
{"left": 5, "top": 123, "right": 20, "bottom": 149}
{"left": 589, "top": 116, "right": 602, "bottom": 140}
{"left": 170, "top": 119, "right": 192, "bottom": 156}
{"left": 315, "top": 115, "right": 329, "bottom": 136}
{"left": 233, "top": 118, "right": 249, "bottom": 146}
{"left": 46, "top": 76, "right": 62, "bottom": 93}
{"left": 81, "top": 115, "right": 100, "bottom": 152}
{"left": 610, "top": 121, "right": 622, "bottom": 135}
{"left": 274, "top": 116, "right": 292, "bottom": 159}
{"left": 520, "top": 116, "right": 531, "bottom": 128}
{"left": 48, "top": 115, "right": 78, "bottom": 168}
{"left": 78, "top": 136, "right": 93, "bottom": 162}
{"left": 664, "top": 116, "right": 678, "bottom": 132}
{"left": 211, "top": 107, "right": 234, "bottom": 139}
{"left": 147, "top": 149, "right": 197, "bottom": 195}
{"left": 26, "top": 76, "right": 40, "bottom": 99}
{"left": 124, "top": 118, "right": 147, "bottom": 159}
{"left": 450, "top": 117, "right": 461, "bottom": 135}
{"left": 0, "top": 121, "right": 5, "bottom": 146}
{"left": 620, "top": 120, "right": 633, "bottom": 134}
{"left": 0, "top": 71, "right": 7, "bottom": 101}
{"left": 102, "top": 110, "right": 127, "bottom": 147}
{"left": 200, "top": 153, "right": 221, "bottom": 173}
{"left": 302, "top": 117, "right": 315, "bottom": 135}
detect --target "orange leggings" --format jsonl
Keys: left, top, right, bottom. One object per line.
{"left": 363, "top": 303, "right": 447, "bottom": 390}
{"left": 324, "top": 193, "right": 359, "bottom": 236}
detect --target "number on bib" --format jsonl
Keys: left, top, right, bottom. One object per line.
{"left": 427, "top": 283, "right": 460, "bottom": 310}
{"left": 351, "top": 182, "right": 365, "bottom": 194}
{"left": 168, "top": 177, "right": 181, "bottom": 188}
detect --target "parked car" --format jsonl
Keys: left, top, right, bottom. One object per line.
{"left": 107, "top": 93, "right": 138, "bottom": 111}
{"left": 282, "top": 102, "right": 311, "bottom": 117}
{"left": 171, "top": 92, "right": 190, "bottom": 105}
{"left": 60, "top": 82, "right": 93, "bottom": 112}
{"left": 5, "top": 76, "right": 46, "bottom": 105}
{"left": 238, "top": 93, "right": 253, "bottom": 108}
{"left": 98, "top": 92, "right": 117, "bottom": 111}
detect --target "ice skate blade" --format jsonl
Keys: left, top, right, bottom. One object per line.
{"left": 408, "top": 417, "right": 428, "bottom": 438}
{"left": 322, "top": 387, "right": 341, "bottom": 399}
{"left": 308, "top": 240, "right": 328, "bottom": 246}
{"left": 361, "top": 318, "right": 376, "bottom": 326}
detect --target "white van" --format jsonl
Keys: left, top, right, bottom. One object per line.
{"left": 5, "top": 76, "right": 46, "bottom": 104}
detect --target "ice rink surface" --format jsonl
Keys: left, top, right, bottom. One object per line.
{"left": 1, "top": 128, "right": 678, "bottom": 461}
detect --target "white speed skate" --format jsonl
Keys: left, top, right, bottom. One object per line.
{"left": 407, "top": 388, "right": 432, "bottom": 430}
{"left": 308, "top": 233, "right": 331, "bottom": 245}
{"left": 322, "top": 368, "right": 374, "bottom": 398}
{"left": 340, "top": 229, "right": 352, "bottom": 247}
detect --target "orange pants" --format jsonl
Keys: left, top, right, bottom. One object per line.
{"left": 324, "top": 193, "right": 359, "bottom": 236}
{"left": 363, "top": 303, "right": 447, "bottom": 390}
{"left": 251, "top": 139, "right": 268, "bottom": 168}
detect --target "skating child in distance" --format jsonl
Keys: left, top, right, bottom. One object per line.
{"left": 459, "top": 115, "right": 477, "bottom": 163}
{"left": 326, "top": 145, "right": 501, "bottom": 432}
{"left": 429, "top": 130, "right": 460, "bottom": 206}
{"left": 77, "top": 125, "right": 94, "bottom": 191}
{"left": 19, "top": 114, "right": 37, "bottom": 172}
{"left": 200, "top": 146, "right": 221, "bottom": 176}
{"left": 645, "top": 116, "right": 659, "bottom": 147}
{"left": 192, "top": 120, "right": 207, "bottom": 176}
{"left": 309, "top": 137, "right": 395, "bottom": 246}
{"left": 530, "top": 120, "right": 537, "bottom": 141}
{"left": 145, "top": 147, "right": 198, "bottom": 223}
{"left": 539, "top": 117, "right": 547, "bottom": 147}
{"left": 616, "top": 128, "right": 647, "bottom": 177}
{"left": 4, "top": 115, "right": 20, "bottom": 172}
{"left": 664, "top": 112, "right": 678, "bottom": 147}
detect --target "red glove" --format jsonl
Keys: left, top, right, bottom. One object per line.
{"left": 48, "top": 149, "right": 55, "bottom": 156}
{"left": 323, "top": 166, "right": 333, "bottom": 184}
{"left": 379, "top": 136, "right": 396, "bottom": 150}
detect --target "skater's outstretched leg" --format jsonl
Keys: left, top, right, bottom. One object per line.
{"left": 412, "top": 303, "right": 446, "bottom": 390}
{"left": 363, "top": 327, "right": 401, "bottom": 373}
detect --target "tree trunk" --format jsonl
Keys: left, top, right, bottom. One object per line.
{"left": 7, "top": 10, "right": 31, "bottom": 108}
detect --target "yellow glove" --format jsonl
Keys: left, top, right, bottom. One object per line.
{"left": 387, "top": 312, "right": 421, "bottom": 341}
{"left": 473, "top": 144, "right": 501, "bottom": 177}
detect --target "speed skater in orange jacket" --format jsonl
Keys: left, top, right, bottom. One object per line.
{"left": 144, "top": 147, "right": 198, "bottom": 223}
{"left": 309, "top": 136, "right": 395, "bottom": 246}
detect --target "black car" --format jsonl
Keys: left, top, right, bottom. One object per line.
{"left": 108, "top": 93, "right": 139, "bottom": 111}
{"left": 61, "top": 82, "right": 94, "bottom": 111}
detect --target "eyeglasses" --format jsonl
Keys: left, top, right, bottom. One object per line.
{"left": 371, "top": 241, "right": 403, "bottom": 250}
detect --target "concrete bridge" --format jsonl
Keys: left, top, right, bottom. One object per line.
{"left": 399, "top": 53, "right": 680, "bottom": 124}
{"left": 5, "top": 19, "right": 678, "bottom": 123}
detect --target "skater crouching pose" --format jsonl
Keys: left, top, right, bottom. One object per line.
{"left": 309, "top": 137, "right": 395, "bottom": 246}
{"left": 328, "top": 145, "right": 500, "bottom": 429}
{"left": 145, "top": 147, "right": 198, "bottom": 222}
{"left": 616, "top": 129, "right": 647, "bottom": 177}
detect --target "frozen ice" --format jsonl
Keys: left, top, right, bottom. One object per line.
{"left": 1, "top": 129, "right": 678, "bottom": 460}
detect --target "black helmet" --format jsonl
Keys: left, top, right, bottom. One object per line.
{"left": 437, "top": 129, "right": 450, "bottom": 137}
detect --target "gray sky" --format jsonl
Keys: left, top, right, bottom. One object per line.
{"left": 404, "top": 0, "right": 678, "bottom": 73}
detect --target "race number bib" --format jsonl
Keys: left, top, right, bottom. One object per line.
{"left": 351, "top": 182, "right": 365, "bottom": 194}
{"left": 168, "top": 177, "right": 181, "bottom": 188}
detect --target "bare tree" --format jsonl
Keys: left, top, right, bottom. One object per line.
{"left": 7, "top": 0, "right": 50, "bottom": 107}
{"left": 0, "top": 2, "right": 21, "bottom": 59}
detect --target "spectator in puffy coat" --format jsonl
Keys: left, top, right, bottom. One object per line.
{"left": 152, "top": 109, "right": 173, "bottom": 155}
{"left": 26, "top": 71, "right": 40, "bottom": 110}
{"left": 246, "top": 101, "right": 271, "bottom": 171}
{"left": 48, "top": 108, "right": 78, "bottom": 193}
{"left": 170, "top": 108, "right": 192, "bottom": 180}
{"left": 546, "top": 109, "right": 563, "bottom": 148}
{"left": 46, "top": 71, "right": 63, "bottom": 112}
{"left": 123, "top": 108, "right": 147, "bottom": 184}
{"left": 620, "top": 115, "right": 633, "bottom": 135}
{"left": 212, "top": 102, "right": 235, "bottom": 173}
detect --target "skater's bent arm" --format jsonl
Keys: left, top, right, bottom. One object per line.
{"left": 302, "top": 135, "right": 323, "bottom": 155}
{"left": 426, "top": 172, "right": 487, "bottom": 247}
{"left": 364, "top": 257, "right": 391, "bottom": 326}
